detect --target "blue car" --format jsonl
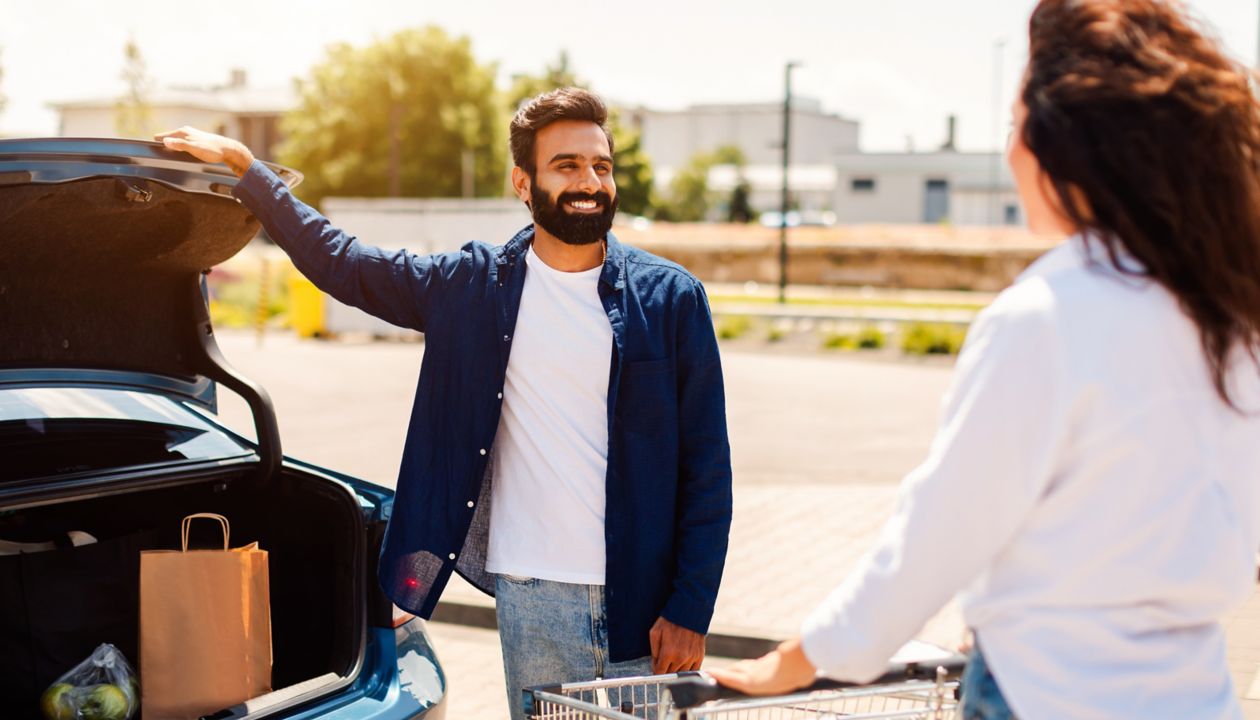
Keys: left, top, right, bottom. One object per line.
{"left": 0, "top": 138, "right": 446, "bottom": 720}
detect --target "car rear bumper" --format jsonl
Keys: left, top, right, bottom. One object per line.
{"left": 284, "top": 621, "right": 446, "bottom": 720}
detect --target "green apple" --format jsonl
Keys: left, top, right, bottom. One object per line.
{"left": 80, "top": 684, "right": 132, "bottom": 720}
{"left": 39, "top": 683, "right": 75, "bottom": 720}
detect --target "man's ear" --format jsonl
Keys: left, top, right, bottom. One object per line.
{"left": 511, "top": 167, "right": 532, "bottom": 206}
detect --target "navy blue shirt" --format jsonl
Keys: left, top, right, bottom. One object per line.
{"left": 234, "top": 162, "right": 732, "bottom": 662}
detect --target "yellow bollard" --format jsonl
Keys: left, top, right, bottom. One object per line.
{"left": 287, "top": 268, "right": 325, "bottom": 339}
{"left": 255, "top": 257, "right": 270, "bottom": 347}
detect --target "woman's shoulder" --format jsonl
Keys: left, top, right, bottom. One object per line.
{"left": 997, "top": 238, "right": 1170, "bottom": 319}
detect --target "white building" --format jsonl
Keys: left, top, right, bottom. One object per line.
{"left": 832, "top": 150, "right": 1021, "bottom": 226}
{"left": 704, "top": 164, "right": 838, "bottom": 216}
{"left": 49, "top": 70, "right": 293, "bottom": 161}
{"left": 626, "top": 97, "right": 859, "bottom": 170}
{"left": 50, "top": 76, "right": 1019, "bottom": 227}
{"left": 633, "top": 101, "right": 1021, "bottom": 227}
{"left": 667, "top": 150, "right": 1020, "bottom": 227}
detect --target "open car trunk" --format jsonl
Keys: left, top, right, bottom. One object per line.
{"left": 0, "top": 466, "right": 366, "bottom": 720}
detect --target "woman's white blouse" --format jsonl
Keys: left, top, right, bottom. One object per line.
{"left": 801, "top": 236, "right": 1260, "bottom": 719}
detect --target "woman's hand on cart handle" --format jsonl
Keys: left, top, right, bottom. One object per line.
{"left": 707, "top": 636, "right": 818, "bottom": 696}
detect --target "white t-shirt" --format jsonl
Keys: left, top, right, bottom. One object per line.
{"left": 484, "top": 245, "right": 614, "bottom": 585}
{"left": 800, "top": 236, "right": 1260, "bottom": 719}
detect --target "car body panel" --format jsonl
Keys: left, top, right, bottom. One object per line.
{"left": 275, "top": 624, "right": 445, "bottom": 720}
{"left": 0, "top": 137, "right": 301, "bottom": 197}
{"left": 0, "top": 140, "right": 443, "bottom": 718}
{"left": 0, "top": 139, "right": 300, "bottom": 479}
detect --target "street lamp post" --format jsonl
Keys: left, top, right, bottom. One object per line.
{"left": 779, "top": 61, "right": 799, "bottom": 304}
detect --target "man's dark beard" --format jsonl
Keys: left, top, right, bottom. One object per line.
{"left": 529, "top": 184, "right": 618, "bottom": 246}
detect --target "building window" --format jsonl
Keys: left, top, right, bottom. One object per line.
{"left": 850, "top": 177, "right": 876, "bottom": 193}
{"left": 1004, "top": 204, "right": 1020, "bottom": 225}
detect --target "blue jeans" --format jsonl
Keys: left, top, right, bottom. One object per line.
{"left": 496, "top": 575, "right": 654, "bottom": 720}
{"left": 960, "top": 643, "right": 1016, "bottom": 719}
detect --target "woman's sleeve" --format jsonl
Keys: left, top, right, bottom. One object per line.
{"left": 799, "top": 284, "right": 1070, "bottom": 682}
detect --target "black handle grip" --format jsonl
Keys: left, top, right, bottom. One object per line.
{"left": 667, "top": 656, "right": 968, "bottom": 710}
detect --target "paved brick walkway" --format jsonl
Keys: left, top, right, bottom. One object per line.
{"left": 437, "top": 482, "right": 1260, "bottom": 718}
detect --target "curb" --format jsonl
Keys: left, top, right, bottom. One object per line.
{"left": 430, "top": 599, "right": 784, "bottom": 660}
{"left": 710, "top": 303, "right": 977, "bottom": 326}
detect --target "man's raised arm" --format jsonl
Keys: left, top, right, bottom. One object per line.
{"left": 155, "top": 127, "right": 456, "bottom": 333}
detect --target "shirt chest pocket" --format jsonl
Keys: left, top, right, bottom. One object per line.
{"left": 616, "top": 359, "right": 675, "bottom": 434}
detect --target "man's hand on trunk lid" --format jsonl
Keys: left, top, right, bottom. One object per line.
{"left": 154, "top": 127, "right": 255, "bottom": 177}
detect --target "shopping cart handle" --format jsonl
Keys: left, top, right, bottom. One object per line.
{"left": 667, "top": 656, "right": 968, "bottom": 710}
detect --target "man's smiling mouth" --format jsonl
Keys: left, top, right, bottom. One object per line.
{"left": 567, "top": 199, "right": 602, "bottom": 213}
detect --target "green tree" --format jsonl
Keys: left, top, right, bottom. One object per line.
{"left": 709, "top": 145, "right": 746, "bottom": 167}
{"left": 608, "top": 111, "right": 655, "bottom": 217}
{"left": 659, "top": 145, "right": 746, "bottom": 222}
{"left": 715, "top": 145, "right": 754, "bottom": 222}
{"left": 278, "top": 27, "right": 504, "bottom": 209}
{"left": 728, "top": 181, "right": 755, "bottom": 223}
{"left": 506, "top": 53, "right": 656, "bottom": 217}
{"left": 115, "top": 38, "right": 153, "bottom": 139}
{"left": 658, "top": 154, "right": 710, "bottom": 222}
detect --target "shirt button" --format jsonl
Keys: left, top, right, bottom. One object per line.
{"left": 467, "top": 500, "right": 475, "bottom": 508}
{"left": 448, "top": 553, "right": 456, "bottom": 561}
{"left": 497, "top": 392, "right": 503, "bottom": 399}
{"left": 503, "top": 335, "right": 510, "bottom": 341}
{"left": 479, "top": 448, "right": 487, "bottom": 456}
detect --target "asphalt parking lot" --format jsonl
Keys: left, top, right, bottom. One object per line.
{"left": 212, "top": 330, "right": 1260, "bottom": 718}
{"left": 213, "top": 330, "right": 954, "bottom": 490}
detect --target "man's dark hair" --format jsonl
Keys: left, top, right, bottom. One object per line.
{"left": 510, "top": 87, "right": 615, "bottom": 175}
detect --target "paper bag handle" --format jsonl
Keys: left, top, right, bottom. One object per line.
{"left": 181, "top": 513, "right": 230, "bottom": 552}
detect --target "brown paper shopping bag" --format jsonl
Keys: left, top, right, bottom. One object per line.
{"left": 140, "top": 513, "right": 272, "bottom": 719}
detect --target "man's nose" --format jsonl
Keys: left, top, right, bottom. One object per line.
{"left": 574, "top": 166, "right": 601, "bottom": 193}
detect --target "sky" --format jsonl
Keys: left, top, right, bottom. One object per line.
{"left": 2, "top": 0, "right": 1256, "bottom": 153}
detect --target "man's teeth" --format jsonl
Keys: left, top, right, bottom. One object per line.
{"left": 569, "top": 200, "right": 598, "bottom": 209}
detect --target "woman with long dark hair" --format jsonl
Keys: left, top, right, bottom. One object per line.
{"left": 712, "top": 1, "right": 1260, "bottom": 716}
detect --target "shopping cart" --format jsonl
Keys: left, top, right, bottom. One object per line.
{"left": 524, "top": 656, "right": 966, "bottom": 719}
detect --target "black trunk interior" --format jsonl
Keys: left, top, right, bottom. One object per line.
{"left": 0, "top": 469, "right": 363, "bottom": 720}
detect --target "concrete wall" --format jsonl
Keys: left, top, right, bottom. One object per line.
{"left": 617, "top": 223, "right": 1052, "bottom": 292}
{"left": 952, "top": 189, "right": 1024, "bottom": 227}
{"left": 833, "top": 170, "right": 927, "bottom": 224}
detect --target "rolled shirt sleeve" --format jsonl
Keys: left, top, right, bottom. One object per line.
{"left": 801, "top": 282, "right": 1069, "bottom": 682}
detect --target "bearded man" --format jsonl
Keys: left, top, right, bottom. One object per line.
{"left": 158, "top": 87, "right": 732, "bottom": 719}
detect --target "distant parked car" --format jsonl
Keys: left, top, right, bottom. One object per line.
{"left": 0, "top": 138, "right": 446, "bottom": 720}
{"left": 758, "top": 210, "right": 837, "bottom": 228}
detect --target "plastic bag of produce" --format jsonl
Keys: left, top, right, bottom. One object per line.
{"left": 39, "top": 643, "right": 137, "bottom": 720}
